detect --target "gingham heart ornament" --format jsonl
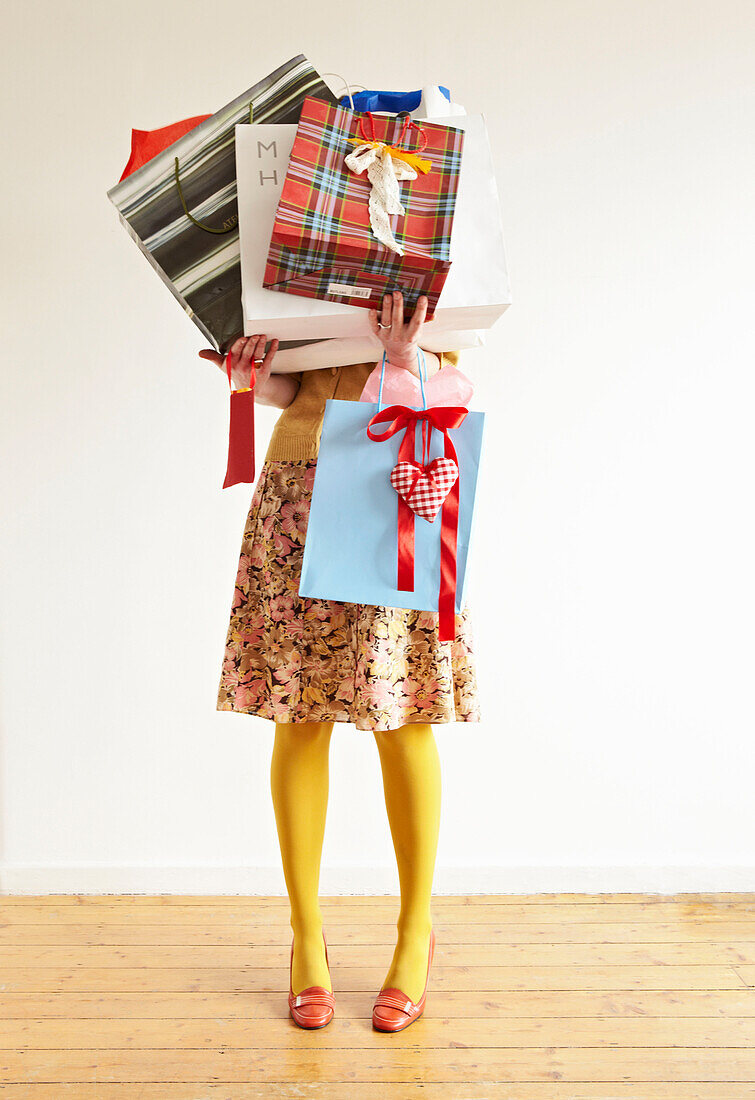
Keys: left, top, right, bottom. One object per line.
{"left": 390, "top": 457, "right": 459, "bottom": 522}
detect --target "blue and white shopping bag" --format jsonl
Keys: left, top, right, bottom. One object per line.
{"left": 298, "top": 350, "right": 485, "bottom": 640}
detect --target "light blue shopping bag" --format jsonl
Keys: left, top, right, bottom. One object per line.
{"left": 298, "top": 350, "right": 485, "bottom": 635}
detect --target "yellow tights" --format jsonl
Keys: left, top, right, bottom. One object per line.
{"left": 270, "top": 719, "right": 440, "bottom": 1004}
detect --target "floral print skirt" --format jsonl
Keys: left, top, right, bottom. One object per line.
{"left": 216, "top": 459, "right": 481, "bottom": 732}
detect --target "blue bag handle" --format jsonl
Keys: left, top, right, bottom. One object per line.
{"left": 377, "top": 348, "right": 427, "bottom": 414}
{"left": 338, "top": 88, "right": 452, "bottom": 114}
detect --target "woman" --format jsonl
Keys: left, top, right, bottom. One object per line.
{"left": 200, "top": 291, "right": 481, "bottom": 1031}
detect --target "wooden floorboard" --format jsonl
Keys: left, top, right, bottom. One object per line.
{"left": 0, "top": 893, "right": 753, "bottom": 1094}
{"left": 3, "top": 920, "right": 755, "bottom": 946}
{"left": 0, "top": 1088, "right": 753, "bottom": 1100}
{"left": 2, "top": 892, "right": 752, "bottom": 904}
{"left": 1, "top": 1047, "right": 755, "bottom": 1083}
{"left": 1, "top": 1014, "right": 753, "bottom": 1047}
{"left": 2, "top": 899, "right": 753, "bottom": 924}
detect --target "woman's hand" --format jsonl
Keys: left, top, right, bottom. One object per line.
{"left": 199, "top": 333, "right": 277, "bottom": 390}
{"left": 367, "top": 290, "right": 438, "bottom": 378}
{"left": 198, "top": 335, "right": 298, "bottom": 409}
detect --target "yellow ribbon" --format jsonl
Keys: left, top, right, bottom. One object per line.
{"left": 345, "top": 137, "right": 432, "bottom": 175}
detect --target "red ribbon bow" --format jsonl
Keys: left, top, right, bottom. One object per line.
{"left": 366, "top": 404, "right": 468, "bottom": 642}
{"left": 358, "top": 110, "right": 429, "bottom": 152}
{"left": 222, "top": 349, "right": 256, "bottom": 488}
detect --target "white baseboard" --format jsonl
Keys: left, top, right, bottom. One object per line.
{"left": 1, "top": 863, "right": 753, "bottom": 895}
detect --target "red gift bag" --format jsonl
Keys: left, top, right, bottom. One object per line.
{"left": 118, "top": 115, "right": 211, "bottom": 180}
{"left": 264, "top": 96, "right": 465, "bottom": 320}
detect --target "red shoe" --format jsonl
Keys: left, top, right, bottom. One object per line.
{"left": 288, "top": 931, "right": 335, "bottom": 1029}
{"left": 372, "top": 929, "right": 436, "bottom": 1033}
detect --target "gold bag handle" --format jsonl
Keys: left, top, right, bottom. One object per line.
{"left": 173, "top": 103, "right": 255, "bottom": 235}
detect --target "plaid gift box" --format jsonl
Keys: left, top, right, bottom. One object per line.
{"left": 263, "top": 95, "right": 465, "bottom": 319}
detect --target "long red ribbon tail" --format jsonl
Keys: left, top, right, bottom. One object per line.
{"left": 366, "top": 404, "right": 467, "bottom": 642}
{"left": 396, "top": 420, "right": 418, "bottom": 592}
{"left": 222, "top": 349, "right": 256, "bottom": 489}
{"left": 396, "top": 416, "right": 460, "bottom": 636}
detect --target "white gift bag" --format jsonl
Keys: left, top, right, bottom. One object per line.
{"left": 429, "top": 112, "right": 511, "bottom": 331}
{"left": 235, "top": 109, "right": 509, "bottom": 342}
{"left": 396, "top": 87, "right": 510, "bottom": 339}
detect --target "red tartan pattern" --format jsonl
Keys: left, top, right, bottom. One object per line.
{"left": 264, "top": 96, "right": 465, "bottom": 318}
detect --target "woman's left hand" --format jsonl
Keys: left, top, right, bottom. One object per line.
{"left": 368, "top": 290, "right": 432, "bottom": 375}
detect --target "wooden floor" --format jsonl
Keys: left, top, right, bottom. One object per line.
{"left": 0, "top": 893, "right": 753, "bottom": 1097}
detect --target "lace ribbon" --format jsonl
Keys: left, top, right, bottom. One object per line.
{"left": 344, "top": 113, "right": 431, "bottom": 255}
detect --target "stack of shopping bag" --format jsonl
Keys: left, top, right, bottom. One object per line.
{"left": 108, "top": 67, "right": 505, "bottom": 636}
{"left": 235, "top": 84, "right": 510, "bottom": 346}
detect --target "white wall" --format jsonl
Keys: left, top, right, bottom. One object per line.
{"left": 1, "top": 0, "right": 753, "bottom": 894}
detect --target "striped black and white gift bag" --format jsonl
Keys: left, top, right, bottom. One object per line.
{"left": 107, "top": 55, "right": 337, "bottom": 352}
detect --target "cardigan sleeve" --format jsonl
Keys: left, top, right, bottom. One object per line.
{"left": 283, "top": 370, "right": 304, "bottom": 394}
{"left": 439, "top": 350, "right": 460, "bottom": 369}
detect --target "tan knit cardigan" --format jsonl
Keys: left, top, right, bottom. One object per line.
{"left": 264, "top": 350, "right": 461, "bottom": 462}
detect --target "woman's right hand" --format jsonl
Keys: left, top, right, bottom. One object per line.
{"left": 198, "top": 334, "right": 279, "bottom": 394}
{"left": 198, "top": 334, "right": 298, "bottom": 409}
